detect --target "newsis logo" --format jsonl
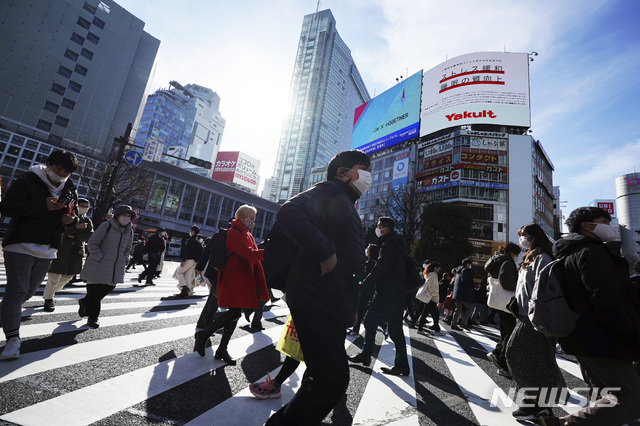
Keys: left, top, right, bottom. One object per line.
{"left": 446, "top": 110, "right": 497, "bottom": 121}
{"left": 490, "top": 387, "right": 620, "bottom": 409}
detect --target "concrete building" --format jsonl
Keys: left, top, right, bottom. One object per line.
{"left": 616, "top": 173, "right": 640, "bottom": 263}
{"left": 134, "top": 81, "right": 225, "bottom": 177}
{"left": 270, "top": 9, "right": 369, "bottom": 203}
{"left": 0, "top": 0, "right": 159, "bottom": 158}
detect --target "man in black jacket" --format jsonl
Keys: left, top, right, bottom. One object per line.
{"left": 139, "top": 228, "right": 166, "bottom": 286}
{"left": 540, "top": 207, "right": 640, "bottom": 426}
{"left": 0, "top": 150, "right": 78, "bottom": 360}
{"left": 349, "top": 217, "right": 410, "bottom": 376}
{"left": 176, "top": 225, "right": 204, "bottom": 297}
{"left": 451, "top": 258, "right": 476, "bottom": 331}
{"left": 266, "top": 150, "right": 370, "bottom": 425}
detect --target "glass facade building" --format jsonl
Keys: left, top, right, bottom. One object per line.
{"left": 271, "top": 9, "right": 370, "bottom": 203}
{"left": 0, "top": 0, "right": 159, "bottom": 157}
{"left": 134, "top": 82, "right": 225, "bottom": 176}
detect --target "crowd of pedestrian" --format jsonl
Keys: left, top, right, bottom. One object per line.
{"left": 1, "top": 149, "right": 639, "bottom": 426}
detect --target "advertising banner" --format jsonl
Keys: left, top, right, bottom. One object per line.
{"left": 233, "top": 152, "right": 260, "bottom": 193}
{"left": 420, "top": 52, "right": 530, "bottom": 136}
{"left": 211, "top": 151, "right": 240, "bottom": 182}
{"left": 351, "top": 71, "right": 422, "bottom": 154}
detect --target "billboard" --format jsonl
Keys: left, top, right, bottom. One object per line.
{"left": 351, "top": 70, "right": 422, "bottom": 154}
{"left": 420, "top": 52, "right": 530, "bottom": 136}
{"left": 211, "top": 151, "right": 260, "bottom": 193}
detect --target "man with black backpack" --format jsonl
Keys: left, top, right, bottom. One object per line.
{"left": 349, "top": 216, "right": 410, "bottom": 376}
{"left": 539, "top": 207, "right": 640, "bottom": 426}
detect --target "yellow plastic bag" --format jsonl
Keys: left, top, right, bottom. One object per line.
{"left": 275, "top": 315, "right": 304, "bottom": 363}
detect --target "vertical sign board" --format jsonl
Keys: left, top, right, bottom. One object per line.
{"left": 389, "top": 149, "right": 411, "bottom": 228}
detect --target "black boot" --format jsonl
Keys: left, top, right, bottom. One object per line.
{"left": 214, "top": 323, "right": 237, "bottom": 365}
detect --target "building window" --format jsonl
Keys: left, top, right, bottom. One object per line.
{"left": 86, "top": 32, "right": 100, "bottom": 45}
{"left": 92, "top": 16, "right": 105, "bottom": 29}
{"left": 57, "top": 65, "right": 73, "bottom": 79}
{"left": 83, "top": 1, "right": 97, "bottom": 14}
{"left": 205, "top": 194, "right": 221, "bottom": 227}
{"left": 80, "top": 48, "right": 94, "bottom": 60}
{"left": 36, "top": 119, "right": 53, "bottom": 132}
{"left": 68, "top": 81, "right": 82, "bottom": 93}
{"left": 50, "top": 82, "right": 66, "bottom": 95}
{"left": 147, "top": 177, "right": 169, "bottom": 214}
{"left": 64, "top": 49, "right": 79, "bottom": 61}
{"left": 54, "top": 116, "right": 69, "bottom": 128}
{"left": 77, "top": 16, "right": 91, "bottom": 29}
{"left": 61, "top": 98, "right": 76, "bottom": 110}
{"left": 70, "top": 32, "right": 85, "bottom": 46}
{"left": 43, "top": 101, "right": 60, "bottom": 113}
{"left": 74, "top": 64, "right": 88, "bottom": 76}
{"left": 165, "top": 180, "right": 184, "bottom": 218}
{"left": 179, "top": 186, "right": 198, "bottom": 221}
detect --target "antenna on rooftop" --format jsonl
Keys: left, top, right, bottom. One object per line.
{"left": 316, "top": 0, "right": 321, "bottom": 13}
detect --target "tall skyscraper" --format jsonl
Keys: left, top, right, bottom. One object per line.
{"left": 270, "top": 9, "right": 370, "bottom": 203}
{"left": 0, "top": 0, "right": 159, "bottom": 157}
{"left": 134, "top": 81, "right": 225, "bottom": 177}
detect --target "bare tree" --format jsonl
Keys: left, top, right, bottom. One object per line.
{"left": 374, "top": 185, "right": 431, "bottom": 253}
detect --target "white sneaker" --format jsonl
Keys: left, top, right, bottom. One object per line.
{"left": 0, "top": 337, "right": 21, "bottom": 360}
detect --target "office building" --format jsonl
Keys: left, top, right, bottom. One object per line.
{"left": 0, "top": 0, "right": 159, "bottom": 158}
{"left": 134, "top": 81, "right": 225, "bottom": 177}
{"left": 270, "top": 9, "right": 369, "bottom": 203}
{"left": 616, "top": 173, "right": 640, "bottom": 263}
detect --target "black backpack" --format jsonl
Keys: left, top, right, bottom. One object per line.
{"left": 208, "top": 228, "right": 230, "bottom": 271}
{"left": 404, "top": 255, "right": 423, "bottom": 294}
{"left": 262, "top": 221, "right": 296, "bottom": 292}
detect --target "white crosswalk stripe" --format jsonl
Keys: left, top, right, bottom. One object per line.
{"left": 0, "top": 260, "right": 637, "bottom": 425}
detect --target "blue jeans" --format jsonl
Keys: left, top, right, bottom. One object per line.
{"left": 0, "top": 251, "right": 52, "bottom": 338}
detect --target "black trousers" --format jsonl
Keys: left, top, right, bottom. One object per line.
{"left": 140, "top": 253, "right": 161, "bottom": 282}
{"left": 84, "top": 283, "right": 115, "bottom": 319}
{"left": 418, "top": 300, "right": 440, "bottom": 331}
{"left": 266, "top": 308, "right": 349, "bottom": 426}
{"left": 492, "top": 310, "right": 516, "bottom": 369}
{"left": 362, "top": 307, "right": 409, "bottom": 369}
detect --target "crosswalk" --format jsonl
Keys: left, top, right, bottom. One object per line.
{"left": 0, "top": 260, "right": 638, "bottom": 426}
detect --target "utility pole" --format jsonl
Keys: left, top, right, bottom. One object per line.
{"left": 95, "top": 122, "right": 132, "bottom": 223}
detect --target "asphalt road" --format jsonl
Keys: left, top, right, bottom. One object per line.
{"left": 0, "top": 258, "right": 638, "bottom": 426}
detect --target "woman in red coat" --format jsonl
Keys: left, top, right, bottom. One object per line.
{"left": 194, "top": 205, "right": 268, "bottom": 364}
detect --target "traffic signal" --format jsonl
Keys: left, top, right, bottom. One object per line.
{"left": 187, "top": 156, "right": 212, "bottom": 169}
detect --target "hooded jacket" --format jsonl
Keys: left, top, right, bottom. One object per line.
{"left": 80, "top": 217, "right": 133, "bottom": 284}
{"left": 553, "top": 232, "right": 640, "bottom": 360}
{"left": 277, "top": 179, "right": 365, "bottom": 327}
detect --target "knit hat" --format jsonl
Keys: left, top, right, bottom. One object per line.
{"left": 113, "top": 204, "right": 136, "bottom": 220}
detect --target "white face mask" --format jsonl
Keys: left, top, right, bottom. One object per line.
{"left": 375, "top": 227, "right": 384, "bottom": 238}
{"left": 519, "top": 235, "right": 532, "bottom": 250}
{"left": 588, "top": 222, "right": 617, "bottom": 242}
{"left": 161, "top": 232, "right": 167, "bottom": 237}
{"left": 78, "top": 207, "right": 89, "bottom": 216}
{"left": 352, "top": 170, "right": 372, "bottom": 195}
{"left": 243, "top": 218, "right": 256, "bottom": 230}
{"left": 118, "top": 216, "right": 131, "bottom": 227}
{"left": 46, "top": 168, "right": 68, "bottom": 184}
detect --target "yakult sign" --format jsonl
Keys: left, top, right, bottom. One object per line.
{"left": 211, "top": 151, "right": 261, "bottom": 193}
{"left": 420, "top": 52, "right": 531, "bottom": 137}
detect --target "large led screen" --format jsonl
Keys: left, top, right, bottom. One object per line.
{"left": 420, "top": 52, "right": 530, "bottom": 137}
{"left": 351, "top": 70, "right": 422, "bottom": 154}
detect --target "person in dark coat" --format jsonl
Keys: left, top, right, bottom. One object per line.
{"left": 194, "top": 205, "right": 269, "bottom": 365}
{"left": 265, "top": 150, "right": 370, "bottom": 426}
{"left": 539, "top": 207, "right": 640, "bottom": 426}
{"left": 176, "top": 225, "right": 204, "bottom": 297}
{"left": 0, "top": 150, "right": 78, "bottom": 360}
{"left": 450, "top": 258, "right": 475, "bottom": 331}
{"left": 78, "top": 205, "right": 135, "bottom": 328}
{"left": 349, "top": 216, "right": 410, "bottom": 375}
{"left": 138, "top": 227, "right": 166, "bottom": 286}
{"left": 43, "top": 198, "right": 93, "bottom": 312}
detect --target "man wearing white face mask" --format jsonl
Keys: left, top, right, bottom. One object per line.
{"left": 43, "top": 198, "right": 94, "bottom": 312}
{"left": 0, "top": 150, "right": 78, "bottom": 360}
{"left": 539, "top": 207, "right": 640, "bottom": 426}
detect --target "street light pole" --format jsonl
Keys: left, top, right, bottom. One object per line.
{"left": 95, "top": 122, "right": 132, "bottom": 222}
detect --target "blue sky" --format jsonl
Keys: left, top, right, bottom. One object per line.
{"left": 117, "top": 0, "right": 640, "bottom": 219}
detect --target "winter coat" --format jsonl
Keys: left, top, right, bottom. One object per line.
{"left": 452, "top": 265, "right": 475, "bottom": 303}
{"left": 0, "top": 171, "right": 77, "bottom": 249}
{"left": 216, "top": 219, "right": 268, "bottom": 308}
{"left": 48, "top": 215, "right": 93, "bottom": 274}
{"left": 277, "top": 179, "right": 365, "bottom": 328}
{"left": 182, "top": 235, "right": 204, "bottom": 261}
{"left": 363, "top": 231, "right": 406, "bottom": 318}
{"left": 80, "top": 218, "right": 133, "bottom": 284}
{"left": 424, "top": 271, "right": 440, "bottom": 304}
{"left": 144, "top": 234, "right": 166, "bottom": 257}
{"left": 554, "top": 233, "right": 640, "bottom": 361}
{"left": 513, "top": 248, "right": 552, "bottom": 317}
